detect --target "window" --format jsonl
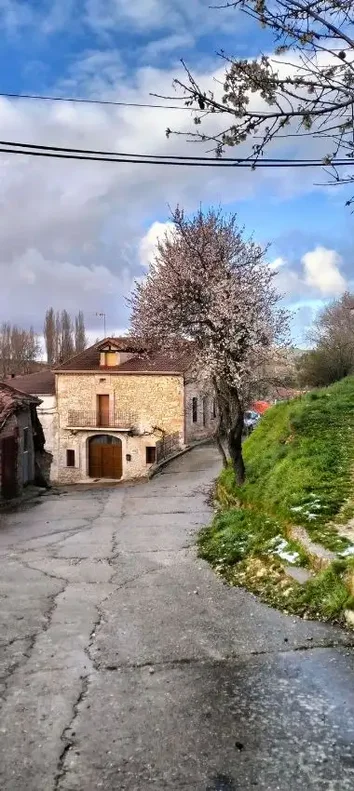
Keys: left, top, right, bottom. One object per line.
{"left": 97, "top": 394, "right": 109, "bottom": 427}
{"left": 66, "top": 449, "right": 75, "bottom": 467}
{"left": 192, "top": 397, "right": 198, "bottom": 424}
{"left": 23, "top": 427, "right": 29, "bottom": 452}
{"left": 202, "top": 397, "right": 207, "bottom": 427}
{"left": 212, "top": 399, "right": 217, "bottom": 419}
{"left": 146, "top": 446, "right": 156, "bottom": 465}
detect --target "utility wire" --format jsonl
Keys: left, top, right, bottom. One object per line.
{"left": 0, "top": 144, "right": 350, "bottom": 167}
{"left": 0, "top": 90, "right": 201, "bottom": 112}
{"left": 0, "top": 138, "right": 349, "bottom": 165}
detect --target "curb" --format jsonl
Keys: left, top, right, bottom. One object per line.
{"left": 148, "top": 437, "right": 215, "bottom": 479}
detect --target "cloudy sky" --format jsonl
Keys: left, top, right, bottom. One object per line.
{"left": 0, "top": 0, "right": 353, "bottom": 347}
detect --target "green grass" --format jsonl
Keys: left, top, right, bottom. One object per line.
{"left": 198, "top": 507, "right": 308, "bottom": 569}
{"left": 220, "top": 377, "right": 354, "bottom": 551}
{"left": 198, "top": 512, "right": 354, "bottom": 623}
{"left": 198, "top": 377, "right": 354, "bottom": 625}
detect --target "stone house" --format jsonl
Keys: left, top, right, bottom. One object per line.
{"left": 0, "top": 382, "right": 42, "bottom": 500}
{"left": 54, "top": 337, "right": 216, "bottom": 484}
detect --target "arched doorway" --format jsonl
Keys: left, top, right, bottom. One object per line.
{"left": 88, "top": 435, "right": 122, "bottom": 479}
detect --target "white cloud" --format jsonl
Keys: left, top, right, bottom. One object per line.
{"left": 139, "top": 221, "right": 175, "bottom": 268}
{"left": 269, "top": 256, "right": 286, "bottom": 271}
{"left": 0, "top": 18, "right": 343, "bottom": 339}
{"left": 84, "top": 0, "right": 234, "bottom": 36}
{"left": 0, "top": 59, "right": 278, "bottom": 331}
{"left": 302, "top": 246, "right": 347, "bottom": 296}
{"left": 272, "top": 245, "right": 347, "bottom": 304}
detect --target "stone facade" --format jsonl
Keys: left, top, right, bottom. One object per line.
{"left": 55, "top": 372, "right": 185, "bottom": 483}
{"left": 54, "top": 368, "right": 217, "bottom": 485}
{"left": 184, "top": 381, "right": 217, "bottom": 443}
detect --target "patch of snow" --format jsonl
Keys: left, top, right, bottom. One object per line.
{"left": 290, "top": 506, "right": 303, "bottom": 512}
{"left": 339, "top": 546, "right": 354, "bottom": 557}
{"left": 267, "top": 536, "right": 300, "bottom": 565}
{"left": 277, "top": 549, "right": 300, "bottom": 564}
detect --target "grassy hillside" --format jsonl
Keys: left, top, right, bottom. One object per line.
{"left": 221, "top": 377, "right": 354, "bottom": 548}
{"left": 199, "top": 377, "right": 354, "bottom": 624}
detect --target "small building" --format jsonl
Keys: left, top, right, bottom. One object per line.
{"left": 0, "top": 382, "right": 42, "bottom": 500}
{"left": 54, "top": 337, "right": 216, "bottom": 484}
{"left": 6, "top": 371, "right": 57, "bottom": 456}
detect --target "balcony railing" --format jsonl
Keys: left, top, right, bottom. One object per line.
{"left": 67, "top": 410, "right": 137, "bottom": 429}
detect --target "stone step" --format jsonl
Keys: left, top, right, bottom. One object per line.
{"left": 288, "top": 525, "right": 336, "bottom": 570}
{"left": 284, "top": 565, "right": 313, "bottom": 584}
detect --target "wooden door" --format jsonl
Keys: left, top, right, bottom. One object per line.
{"left": 97, "top": 395, "right": 109, "bottom": 427}
{"left": 89, "top": 437, "right": 122, "bottom": 479}
{"left": 1, "top": 435, "right": 18, "bottom": 499}
{"left": 89, "top": 443, "right": 103, "bottom": 478}
{"left": 102, "top": 445, "right": 122, "bottom": 479}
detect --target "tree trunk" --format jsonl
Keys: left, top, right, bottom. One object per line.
{"left": 227, "top": 409, "right": 245, "bottom": 485}
{"left": 213, "top": 379, "right": 245, "bottom": 484}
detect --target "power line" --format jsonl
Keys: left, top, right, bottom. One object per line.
{"left": 0, "top": 138, "right": 350, "bottom": 166}
{"left": 0, "top": 144, "right": 350, "bottom": 167}
{"left": 0, "top": 90, "right": 201, "bottom": 112}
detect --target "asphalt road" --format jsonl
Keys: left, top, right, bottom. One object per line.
{"left": 1, "top": 442, "right": 354, "bottom": 790}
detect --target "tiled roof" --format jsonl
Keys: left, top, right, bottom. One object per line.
{"left": 4, "top": 371, "right": 55, "bottom": 395}
{"left": 0, "top": 382, "right": 40, "bottom": 430}
{"left": 54, "top": 338, "right": 193, "bottom": 374}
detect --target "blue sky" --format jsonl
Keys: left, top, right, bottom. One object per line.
{"left": 0, "top": 0, "right": 353, "bottom": 346}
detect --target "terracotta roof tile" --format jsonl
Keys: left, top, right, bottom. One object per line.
{"left": 4, "top": 371, "right": 55, "bottom": 395}
{"left": 54, "top": 338, "right": 193, "bottom": 374}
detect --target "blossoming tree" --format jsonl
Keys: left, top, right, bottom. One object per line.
{"left": 130, "top": 207, "right": 288, "bottom": 484}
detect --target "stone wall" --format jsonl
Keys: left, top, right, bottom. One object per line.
{"left": 55, "top": 429, "right": 170, "bottom": 484}
{"left": 184, "top": 381, "right": 217, "bottom": 443}
{"left": 55, "top": 373, "right": 185, "bottom": 483}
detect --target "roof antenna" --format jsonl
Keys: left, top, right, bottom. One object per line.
{"left": 96, "top": 312, "right": 106, "bottom": 337}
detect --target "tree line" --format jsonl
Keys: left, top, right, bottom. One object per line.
{"left": 297, "top": 293, "right": 354, "bottom": 388}
{"left": 43, "top": 308, "right": 86, "bottom": 366}
{"left": 0, "top": 309, "right": 87, "bottom": 377}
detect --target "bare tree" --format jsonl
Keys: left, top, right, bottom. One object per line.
{"left": 75, "top": 311, "right": 87, "bottom": 354}
{"left": 0, "top": 323, "right": 11, "bottom": 376}
{"left": 168, "top": 0, "right": 354, "bottom": 194}
{"left": 55, "top": 311, "right": 62, "bottom": 363}
{"left": 130, "top": 207, "right": 288, "bottom": 484}
{"left": 298, "top": 291, "right": 354, "bottom": 385}
{"left": 0, "top": 323, "right": 40, "bottom": 377}
{"left": 44, "top": 308, "right": 56, "bottom": 365}
{"left": 60, "top": 310, "right": 74, "bottom": 362}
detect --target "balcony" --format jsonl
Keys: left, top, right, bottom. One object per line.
{"left": 67, "top": 410, "right": 137, "bottom": 431}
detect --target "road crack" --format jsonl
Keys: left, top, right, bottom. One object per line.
{"left": 53, "top": 675, "right": 90, "bottom": 791}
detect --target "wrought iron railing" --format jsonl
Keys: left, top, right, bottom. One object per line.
{"left": 156, "top": 432, "right": 181, "bottom": 463}
{"left": 67, "top": 410, "right": 137, "bottom": 429}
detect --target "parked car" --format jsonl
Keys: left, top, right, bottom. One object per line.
{"left": 244, "top": 409, "right": 260, "bottom": 434}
